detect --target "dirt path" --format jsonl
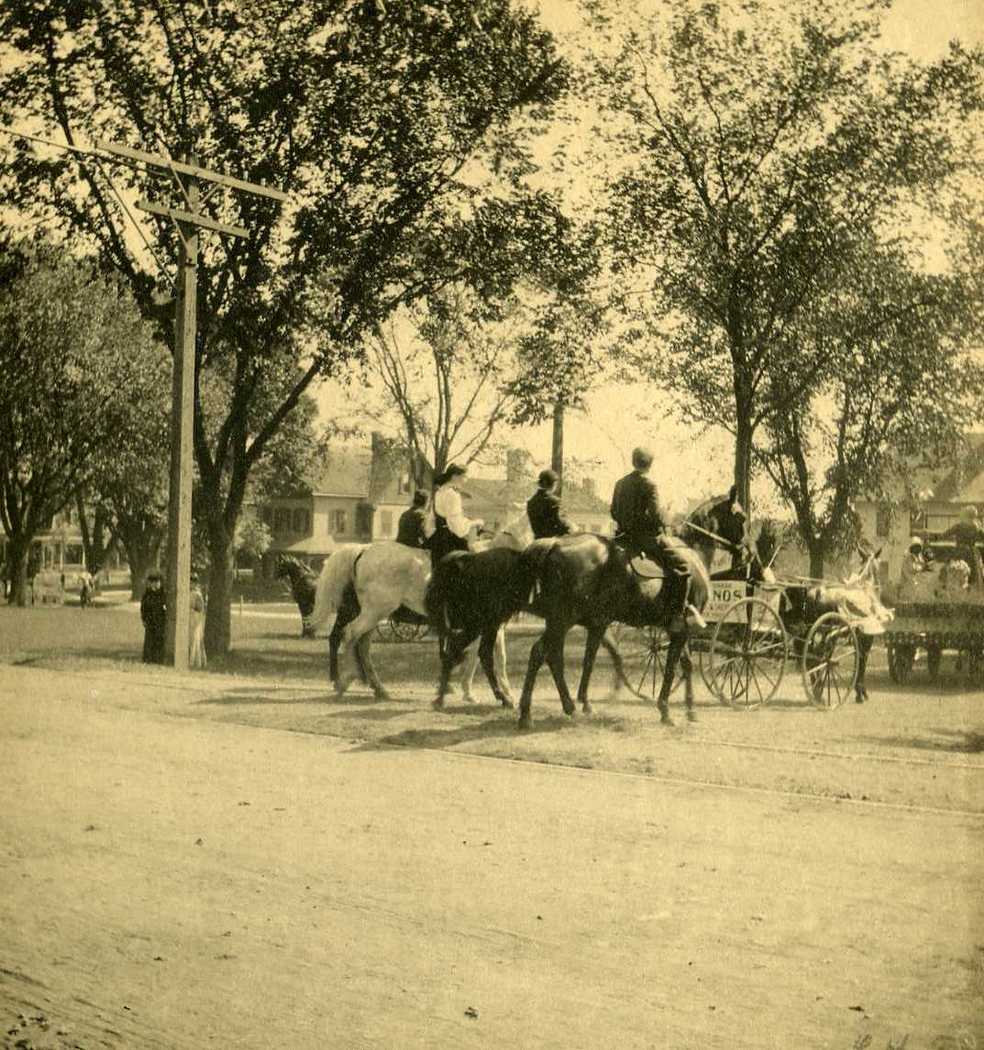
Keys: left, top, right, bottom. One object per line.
{"left": 1, "top": 665, "right": 982, "bottom": 1050}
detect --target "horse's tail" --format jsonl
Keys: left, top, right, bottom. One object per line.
{"left": 306, "top": 545, "right": 365, "bottom": 631}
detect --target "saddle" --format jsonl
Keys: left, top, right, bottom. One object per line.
{"left": 613, "top": 538, "right": 667, "bottom": 579}
{"left": 629, "top": 556, "right": 666, "bottom": 580}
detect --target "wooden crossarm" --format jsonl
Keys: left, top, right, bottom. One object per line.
{"left": 135, "top": 199, "right": 248, "bottom": 238}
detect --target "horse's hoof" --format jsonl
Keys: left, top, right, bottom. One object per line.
{"left": 500, "top": 698, "right": 515, "bottom": 709}
{"left": 432, "top": 697, "right": 445, "bottom": 711}
{"left": 686, "top": 709, "right": 698, "bottom": 723}
{"left": 659, "top": 710, "right": 674, "bottom": 726}
{"left": 375, "top": 690, "right": 392, "bottom": 703}
{"left": 517, "top": 715, "right": 533, "bottom": 731}
{"left": 561, "top": 701, "right": 576, "bottom": 717}
{"left": 581, "top": 702, "right": 593, "bottom": 716}
{"left": 461, "top": 693, "right": 477, "bottom": 705}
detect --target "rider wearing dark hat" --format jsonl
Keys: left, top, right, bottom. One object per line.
{"left": 526, "top": 468, "right": 573, "bottom": 539}
{"left": 610, "top": 446, "right": 698, "bottom": 630}
{"left": 396, "top": 489, "right": 429, "bottom": 549}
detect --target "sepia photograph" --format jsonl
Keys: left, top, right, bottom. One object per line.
{"left": 0, "top": 0, "right": 982, "bottom": 1047}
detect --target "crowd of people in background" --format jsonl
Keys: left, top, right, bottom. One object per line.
{"left": 899, "top": 505, "right": 984, "bottom": 599}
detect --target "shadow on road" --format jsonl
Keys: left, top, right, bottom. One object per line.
{"left": 858, "top": 729, "right": 984, "bottom": 755}
{"left": 196, "top": 687, "right": 337, "bottom": 707}
{"left": 351, "top": 714, "right": 552, "bottom": 752}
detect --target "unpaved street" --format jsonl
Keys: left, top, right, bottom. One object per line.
{"left": 1, "top": 663, "right": 982, "bottom": 1050}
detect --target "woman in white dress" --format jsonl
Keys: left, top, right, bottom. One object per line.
{"left": 426, "top": 463, "right": 483, "bottom": 568}
{"left": 189, "top": 573, "right": 207, "bottom": 669}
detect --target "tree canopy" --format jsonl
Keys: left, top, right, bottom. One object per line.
{"left": 581, "top": 0, "right": 984, "bottom": 513}
{"left": 0, "top": 244, "right": 168, "bottom": 604}
{"left": 0, "top": 0, "right": 574, "bottom": 650}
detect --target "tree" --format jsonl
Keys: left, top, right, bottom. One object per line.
{"left": 0, "top": 246, "right": 168, "bottom": 605}
{"left": 0, "top": 0, "right": 572, "bottom": 652}
{"left": 359, "top": 288, "right": 527, "bottom": 483}
{"left": 753, "top": 237, "right": 984, "bottom": 576}
{"left": 73, "top": 494, "right": 117, "bottom": 584}
{"left": 505, "top": 290, "right": 608, "bottom": 489}
{"left": 582, "top": 0, "right": 984, "bottom": 511}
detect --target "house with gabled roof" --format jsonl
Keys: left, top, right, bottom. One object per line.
{"left": 460, "top": 449, "right": 614, "bottom": 536}
{"left": 251, "top": 441, "right": 614, "bottom": 577}
{"left": 255, "top": 432, "right": 415, "bottom": 575}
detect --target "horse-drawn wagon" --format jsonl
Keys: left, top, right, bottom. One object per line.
{"left": 884, "top": 540, "right": 984, "bottom": 686}
{"left": 622, "top": 541, "right": 890, "bottom": 710}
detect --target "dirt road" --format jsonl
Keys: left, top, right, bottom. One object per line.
{"left": 1, "top": 663, "right": 982, "bottom": 1050}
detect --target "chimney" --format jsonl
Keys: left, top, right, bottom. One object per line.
{"left": 506, "top": 448, "right": 530, "bottom": 485}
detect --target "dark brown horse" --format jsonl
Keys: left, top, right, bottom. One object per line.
{"left": 426, "top": 534, "right": 710, "bottom": 728}
{"left": 275, "top": 554, "right": 319, "bottom": 638}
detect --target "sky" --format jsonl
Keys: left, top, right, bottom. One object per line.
{"left": 311, "top": 0, "right": 984, "bottom": 514}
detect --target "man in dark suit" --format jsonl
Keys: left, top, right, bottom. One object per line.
{"left": 708, "top": 486, "right": 749, "bottom": 571}
{"left": 396, "top": 490, "right": 429, "bottom": 548}
{"left": 611, "top": 446, "right": 698, "bottom": 629}
{"left": 527, "top": 469, "right": 573, "bottom": 539}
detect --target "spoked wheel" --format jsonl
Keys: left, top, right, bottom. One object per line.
{"left": 926, "top": 644, "right": 942, "bottom": 682}
{"left": 887, "top": 643, "right": 914, "bottom": 685}
{"left": 617, "top": 624, "right": 686, "bottom": 699}
{"left": 707, "top": 597, "right": 788, "bottom": 709}
{"left": 388, "top": 616, "right": 427, "bottom": 642}
{"left": 801, "top": 612, "right": 859, "bottom": 708}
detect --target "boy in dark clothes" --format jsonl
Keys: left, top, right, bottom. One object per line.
{"left": 141, "top": 570, "right": 167, "bottom": 663}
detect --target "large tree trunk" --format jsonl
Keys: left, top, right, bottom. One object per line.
{"left": 119, "top": 528, "right": 164, "bottom": 600}
{"left": 551, "top": 402, "right": 564, "bottom": 494}
{"left": 734, "top": 412, "right": 754, "bottom": 516}
{"left": 76, "top": 495, "right": 117, "bottom": 582}
{"left": 808, "top": 544, "right": 826, "bottom": 581}
{"left": 5, "top": 533, "right": 32, "bottom": 607}
{"left": 204, "top": 521, "right": 235, "bottom": 657}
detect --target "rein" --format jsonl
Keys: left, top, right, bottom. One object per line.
{"left": 684, "top": 521, "right": 737, "bottom": 550}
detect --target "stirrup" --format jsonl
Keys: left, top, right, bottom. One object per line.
{"left": 686, "top": 603, "right": 707, "bottom": 629}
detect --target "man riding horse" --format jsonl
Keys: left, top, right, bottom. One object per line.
{"left": 527, "top": 468, "right": 574, "bottom": 539}
{"left": 610, "top": 446, "right": 704, "bottom": 631}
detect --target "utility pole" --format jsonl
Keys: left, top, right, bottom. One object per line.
{"left": 93, "top": 139, "right": 286, "bottom": 670}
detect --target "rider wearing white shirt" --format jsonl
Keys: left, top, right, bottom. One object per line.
{"left": 427, "top": 463, "right": 482, "bottom": 567}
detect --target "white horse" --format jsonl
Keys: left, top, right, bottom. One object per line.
{"left": 306, "top": 522, "right": 516, "bottom": 702}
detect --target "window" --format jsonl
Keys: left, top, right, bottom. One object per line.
{"left": 333, "top": 510, "right": 347, "bottom": 534}
{"left": 875, "top": 505, "right": 891, "bottom": 539}
{"left": 292, "top": 508, "right": 309, "bottom": 534}
{"left": 379, "top": 510, "right": 393, "bottom": 536}
{"left": 274, "top": 507, "right": 291, "bottom": 535}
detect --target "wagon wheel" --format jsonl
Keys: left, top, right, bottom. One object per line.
{"left": 800, "top": 612, "right": 858, "bottom": 708}
{"left": 926, "top": 643, "right": 942, "bottom": 681}
{"left": 706, "top": 597, "right": 788, "bottom": 710}
{"left": 887, "top": 643, "right": 913, "bottom": 685}
{"left": 617, "top": 624, "right": 686, "bottom": 699}
{"left": 388, "top": 616, "right": 426, "bottom": 642}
